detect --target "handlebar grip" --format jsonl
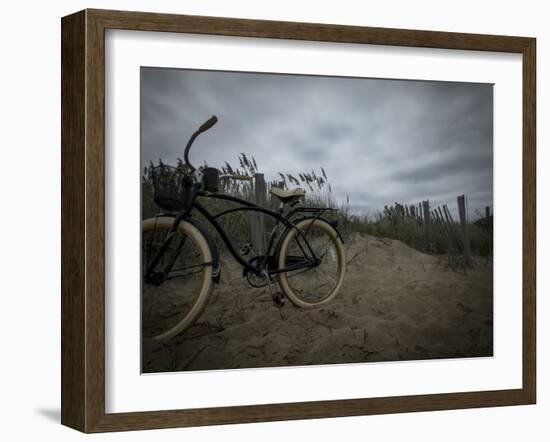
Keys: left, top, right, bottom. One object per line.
{"left": 232, "top": 174, "right": 252, "bottom": 181}
{"left": 197, "top": 115, "right": 218, "bottom": 133}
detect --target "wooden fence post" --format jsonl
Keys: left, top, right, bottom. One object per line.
{"left": 485, "top": 206, "right": 491, "bottom": 218}
{"left": 457, "top": 195, "right": 472, "bottom": 267}
{"left": 395, "top": 203, "right": 404, "bottom": 241}
{"left": 422, "top": 200, "right": 431, "bottom": 251}
{"left": 443, "top": 204, "right": 463, "bottom": 253}
{"left": 250, "top": 173, "right": 267, "bottom": 255}
{"left": 435, "top": 206, "right": 453, "bottom": 254}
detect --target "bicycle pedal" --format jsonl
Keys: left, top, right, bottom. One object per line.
{"left": 272, "top": 292, "right": 285, "bottom": 307}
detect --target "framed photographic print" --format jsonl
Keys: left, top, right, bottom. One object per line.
{"left": 61, "top": 9, "right": 536, "bottom": 433}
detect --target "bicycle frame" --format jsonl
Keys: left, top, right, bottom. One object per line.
{"left": 195, "top": 192, "right": 323, "bottom": 275}
{"left": 145, "top": 187, "right": 336, "bottom": 282}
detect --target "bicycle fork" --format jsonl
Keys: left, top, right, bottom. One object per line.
{"left": 144, "top": 212, "right": 190, "bottom": 285}
{"left": 145, "top": 230, "right": 177, "bottom": 285}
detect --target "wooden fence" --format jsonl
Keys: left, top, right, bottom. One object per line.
{"left": 248, "top": 175, "right": 490, "bottom": 269}
{"left": 387, "top": 195, "right": 490, "bottom": 268}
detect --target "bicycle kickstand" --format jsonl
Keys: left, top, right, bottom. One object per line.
{"left": 262, "top": 269, "right": 285, "bottom": 316}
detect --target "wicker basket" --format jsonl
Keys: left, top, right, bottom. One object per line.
{"left": 150, "top": 165, "right": 192, "bottom": 212}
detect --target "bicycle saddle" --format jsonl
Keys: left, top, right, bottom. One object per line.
{"left": 270, "top": 186, "right": 305, "bottom": 203}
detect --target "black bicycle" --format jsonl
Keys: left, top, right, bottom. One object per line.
{"left": 142, "top": 116, "right": 346, "bottom": 340}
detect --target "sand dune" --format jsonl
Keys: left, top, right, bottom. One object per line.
{"left": 142, "top": 233, "right": 493, "bottom": 372}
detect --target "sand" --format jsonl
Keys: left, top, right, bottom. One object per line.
{"left": 142, "top": 233, "right": 493, "bottom": 372}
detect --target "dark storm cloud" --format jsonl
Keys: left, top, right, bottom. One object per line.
{"left": 141, "top": 68, "right": 493, "bottom": 219}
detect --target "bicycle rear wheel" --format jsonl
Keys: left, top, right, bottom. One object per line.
{"left": 142, "top": 217, "right": 214, "bottom": 340}
{"left": 278, "top": 218, "right": 346, "bottom": 307}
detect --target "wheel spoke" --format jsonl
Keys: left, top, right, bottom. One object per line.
{"left": 280, "top": 220, "right": 343, "bottom": 306}
{"left": 141, "top": 220, "right": 212, "bottom": 341}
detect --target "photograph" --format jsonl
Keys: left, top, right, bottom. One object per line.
{"left": 140, "top": 67, "right": 494, "bottom": 373}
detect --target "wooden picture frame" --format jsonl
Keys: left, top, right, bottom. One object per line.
{"left": 61, "top": 8, "right": 536, "bottom": 433}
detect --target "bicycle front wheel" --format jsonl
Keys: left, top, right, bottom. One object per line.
{"left": 278, "top": 218, "right": 346, "bottom": 308}
{"left": 142, "top": 217, "right": 214, "bottom": 341}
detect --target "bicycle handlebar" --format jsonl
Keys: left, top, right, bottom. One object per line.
{"left": 184, "top": 115, "right": 218, "bottom": 172}
{"left": 198, "top": 115, "right": 218, "bottom": 133}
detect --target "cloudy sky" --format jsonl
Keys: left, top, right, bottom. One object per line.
{"left": 141, "top": 67, "right": 493, "bottom": 220}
